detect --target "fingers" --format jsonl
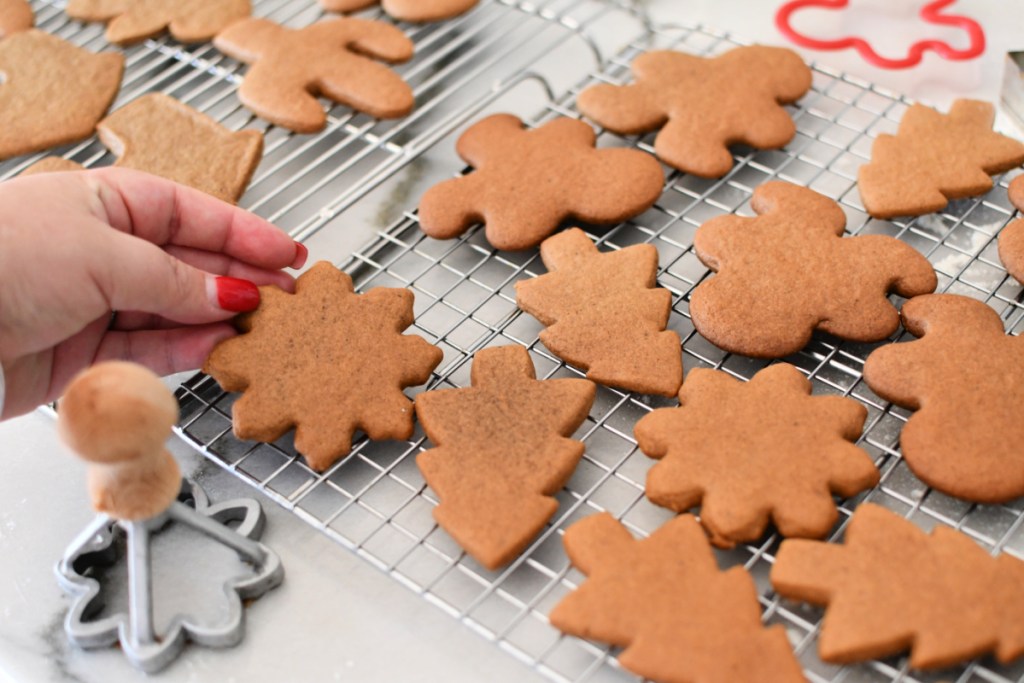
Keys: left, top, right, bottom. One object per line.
{"left": 94, "top": 323, "right": 237, "bottom": 377}
{"left": 84, "top": 167, "right": 307, "bottom": 271}
{"left": 164, "top": 245, "right": 297, "bottom": 292}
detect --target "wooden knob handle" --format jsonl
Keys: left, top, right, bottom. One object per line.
{"left": 58, "top": 362, "right": 182, "bottom": 521}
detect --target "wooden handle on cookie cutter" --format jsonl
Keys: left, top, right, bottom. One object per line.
{"left": 58, "top": 362, "right": 182, "bottom": 521}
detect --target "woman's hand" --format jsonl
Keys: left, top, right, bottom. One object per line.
{"left": 0, "top": 167, "right": 307, "bottom": 419}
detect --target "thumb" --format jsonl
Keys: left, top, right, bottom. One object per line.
{"left": 93, "top": 230, "right": 261, "bottom": 324}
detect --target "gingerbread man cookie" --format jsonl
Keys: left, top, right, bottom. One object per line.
{"left": 998, "top": 175, "right": 1024, "bottom": 283}
{"left": 0, "top": 31, "right": 123, "bottom": 161}
{"left": 204, "top": 261, "right": 443, "bottom": 473}
{"left": 515, "top": 228, "right": 682, "bottom": 396}
{"left": 635, "top": 364, "right": 878, "bottom": 548}
{"left": 418, "top": 114, "right": 664, "bottom": 251}
{"left": 67, "top": 0, "right": 249, "bottom": 45}
{"left": 576, "top": 45, "right": 812, "bottom": 178}
{"left": 214, "top": 17, "right": 415, "bottom": 133}
{"left": 859, "top": 99, "right": 1024, "bottom": 219}
{"left": 320, "top": 0, "right": 478, "bottom": 22}
{"left": 772, "top": 503, "right": 1024, "bottom": 669}
{"left": 0, "top": 0, "right": 32, "bottom": 39}
{"left": 691, "top": 181, "right": 937, "bottom": 358}
{"left": 414, "top": 346, "right": 595, "bottom": 570}
{"left": 862, "top": 293, "right": 1024, "bottom": 503}
{"left": 550, "top": 513, "right": 807, "bottom": 683}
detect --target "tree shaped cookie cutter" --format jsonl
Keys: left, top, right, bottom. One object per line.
{"left": 55, "top": 362, "right": 284, "bottom": 673}
{"left": 775, "top": 0, "right": 985, "bottom": 70}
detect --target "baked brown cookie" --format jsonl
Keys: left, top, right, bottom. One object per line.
{"left": 862, "top": 293, "right": 1024, "bottom": 503}
{"left": 204, "top": 261, "right": 443, "bottom": 473}
{"left": 0, "top": 0, "right": 32, "bottom": 38}
{"left": 213, "top": 17, "right": 415, "bottom": 133}
{"left": 691, "top": 181, "right": 937, "bottom": 358}
{"left": 414, "top": 346, "right": 595, "bottom": 570}
{"left": 998, "top": 175, "right": 1024, "bottom": 283}
{"left": 320, "top": 0, "right": 478, "bottom": 22}
{"left": 635, "top": 364, "right": 878, "bottom": 548}
{"left": 21, "top": 157, "right": 85, "bottom": 176}
{"left": 859, "top": 99, "right": 1024, "bottom": 219}
{"left": 576, "top": 45, "right": 811, "bottom": 178}
{"left": 25, "top": 94, "right": 263, "bottom": 203}
{"left": 66, "top": 0, "right": 250, "bottom": 46}
{"left": 550, "top": 513, "right": 807, "bottom": 683}
{"left": 418, "top": 114, "right": 664, "bottom": 251}
{"left": 514, "top": 228, "right": 682, "bottom": 396}
{"left": 0, "top": 31, "right": 123, "bottom": 161}
{"left": 772, "top": 503, "right": 1024, "bottom": 669}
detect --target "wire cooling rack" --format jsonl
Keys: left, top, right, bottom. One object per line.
{"left": 9, "top": 1, "right": 1023, "bottom": 681}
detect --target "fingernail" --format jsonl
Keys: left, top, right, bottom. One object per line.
{"left": 216, "top": 277, "right": 260, "bottom": 312}
{"left": 292, "top": 242, "right": 309, "bottom": 269}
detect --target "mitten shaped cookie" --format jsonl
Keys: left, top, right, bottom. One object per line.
{"left": 204, "top": 261, "right": 443, "bottom": 473}
{"left": 418, "top": 114, "right": 664, "bottom": 251}
{"left": 635, "top": 364, "right": 878, "bottom": 548}
{"left": 320, "top": 0, "right": 478, "bottom": 22}
{"left": 24, "top": 94, "right": 263, "bottom": 204}
{"left": 859, "top": 99, "right": 1024, "bottom": 219}
{"left": 550, "top": 513, "right": 807, "bottom": 683}
{"left": 515, "top": 228, "right": 682, "bottom": 396}
{"left": 0, "top": 0, "right": 32, "bottom": 38}
{"left": 0, "top": 31, "right": 123, "bottom": 161}
{"left": 691, "top": 182, "right": 937, "bottom": 358}
{"left": 214, "top": 17, "right": 414, "bottom": 132}
{"left": 772, "top": 503, "right": 1024, "bottom": 669}
{"left": 577, "top": 45, "right": 811, "bottom": 178}
{"left": 67, "top": 0, "right": 249, "bottom": 46}
{"left": 414, "top": 346, "right": 595, "bottom": 570}
{"left": 998, "top": 175, "right": 1024, "bottom": 283}
{"left": 862, "top": 293, "right": 1024, "bottom": 503}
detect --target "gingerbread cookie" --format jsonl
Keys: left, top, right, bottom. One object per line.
{"left": 0, "top": 31, "right": 123, "bottom": 161}
{"left": 859, "top": 99, "right": 1024, "bottom": 219}
{"left": 21, "top": 157, "right": 85, "bottom": 175}
{"left": 862, "top": 293, "right": 1024, "bottom": 503}
{"left": 691, "top": 181, "right": 937, "bottom": 358}
{"left": 66, "top": 0, "right": 249, "bottom": 45}
{"left": 320, "top": 0, "right": 478, "bottom": 22}
{"left": 204, "top": 261, "right": 443, "bottom": 473}
{"left": 998, "top": 175, "right": 1024, "bottom": 283}
{"left": 576, "top": 45, "right": 811, "bottom": 178}
{"left": 550, "top": 513, "right": 806, "bottom": 683}
{"left": 0, "top": 0, "right": 32, "bottom": 39}
{"left": 214, "top": 17, "right": 414, "bottom": 133}
{"left": 635, "top": 364, "right": 878, "bottom": 548}
{"left": 414, "top": 346, "right": 595, "bottom": 570}
{"left": 515, "top": 228, "right": 682, "bottom": 396}
{"left": 418, "top": 115, "right": 664, "bottom": 251}
{"left": 772, "top": 503, "right": 1024, "bottom": 669}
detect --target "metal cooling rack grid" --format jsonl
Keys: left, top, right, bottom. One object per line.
{"left": 175, "top": 20, "right": 1024, "bottom": 683}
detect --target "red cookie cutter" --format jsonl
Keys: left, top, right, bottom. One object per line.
{"left": 775, "top": 0, "right": 985, "bottom": 70}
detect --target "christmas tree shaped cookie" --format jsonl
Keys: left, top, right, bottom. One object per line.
{"left": 320, "top": 0, "right": 478, "bottom": 22}
{"left": 204, "top": 261, "right": 443, "bottom": 473}
{"left": 0, "top": 31, "right": 123, "bottom": 160}
{"left": 577, "top": 45, "right": 812, "bottom": 178}
{"left": 862, "top": 293, "right": 1024, "bottom": 503}
{"left": 859, "top": 99, "right": 1024, "bottom": 218}
{"left": 550, "top": 513, "right": 807, "bottom": 683}
{"left": 214, "top": 17, "right": 415, "bottom": 132}
{"left": 772, "top": 503, "right": 1024, "bottom": 669}
{"left": 414, "top": 346, "right": 595, "bottom": 570}
{"left": 999, "top": 175, "right": 1024, "bottom": 283}
{"left": 635, "top": 364, "right": 878, "bottom": 548}
{"left": 691, "top": 181, "right": 937, "bottom": 358}
{"left": 66, "top": 0, "right": 249, "bottom": 46}
{"left": 417, "top": 114, "right": 664, "bottom": 251}
{"left": 515, "top": 228, "right": 682, "bottom": 396}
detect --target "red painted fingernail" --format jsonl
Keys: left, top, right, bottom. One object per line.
{"left": 293, "top": 242, "right": 309, "bottom": 269}
{"left": 216, "top": 277, "right": 260, "bottom": 312}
